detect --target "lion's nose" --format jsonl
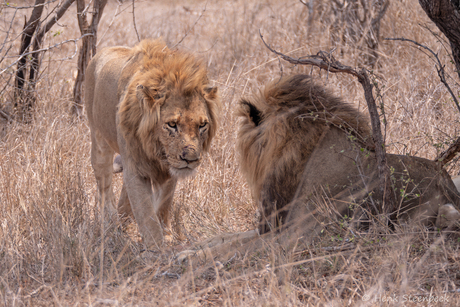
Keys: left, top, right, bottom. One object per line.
{"left": 180, "top": 147, "right": 199, "bottom": 163}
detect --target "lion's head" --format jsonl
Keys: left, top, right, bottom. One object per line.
{"left": 237, "top": 74, "right": 373, "bottom": 206}
{"left": 118, "top": 39, "right": 220, "bottom": 177}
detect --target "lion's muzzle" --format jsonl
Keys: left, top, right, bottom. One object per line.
{"left": 179, "top": 146, "right": 200, "bottom": 164}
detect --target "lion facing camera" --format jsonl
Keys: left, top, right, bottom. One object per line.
{"left": 85, "top": 39, "right": 220, "bottom": 249}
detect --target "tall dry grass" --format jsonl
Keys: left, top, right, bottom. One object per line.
{"left": 0, "top": 0, "right": 459, "bottom": 305}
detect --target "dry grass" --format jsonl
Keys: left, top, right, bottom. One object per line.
{"left": 1, "top": 0, "right": 460, "bottom": 305}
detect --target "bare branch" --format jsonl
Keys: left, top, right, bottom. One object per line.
{"left": 260, "top": 31, "right": 397, "bottom": 217}
{"left": 39, "top": 0, "right": 76, "bottom": 35}
{"left": 0, "top": 109, "right": 12, "bottom": 122}
{"left": 171, "top": 1, "right": 208, "bottom": 49}
{"left": 385, "top": 37, "right": 460, "bottom": 115}
{"left": 371, "top": 0, "right": 390, "bottom": 27}
{"left": 435, "top": 137, "right": 460, "bottom": 166}
{"left": 72, "top": 0, "right": 108, "bottom": 116}
{"left": 14, "top": 0, "right": 46, "bottom": 103}
{"left": 0, "top": 7, "right": 19, "bottom": 58}
{"left": 1, "top": 33, "right": 93, "bottom": 76}
{"left": 132, "top": 0, "right": 140, "bottom": 42}
{"left": 259, "top": 30, "right": 361, "bottom": 78}
{"left": 4, "top": 0, "right": 57, "bottom": 9}
{"left": 76, "top": 0, "right": 89, "bottom": 30}
{"left": 419, "top": 0, "right": 460, "bottom": 80}
{"left": 330, "top": 0, "right": 344, "bottom": 8}
{"left": 97, "top": 1, "right": 124, "bottom": 46}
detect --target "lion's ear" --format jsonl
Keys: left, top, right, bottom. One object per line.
{"left": 136, "top": 84, "right": 146, "bottom": 104}
{"left": 241, "top": 99, "right": 262, "bottom": 126}
{"left": 204, "top": 86, "right": 218, "bottom": 100}
{"left": 136, "top": 84, "right": 163, "bottom": 109}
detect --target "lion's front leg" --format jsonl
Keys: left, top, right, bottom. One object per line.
{"left": 154, "top": 178, "right": 178, "bottom": 230}
{"left": 117, "top": 183, "right": 134, "bottom": 223}
{"left": 90, "top": 130, "right": 117, "bottom": 217}
{"left": 123, "top": 168, "right": 164, "bottom": 249}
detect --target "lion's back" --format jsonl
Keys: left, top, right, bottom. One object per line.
{"left": 85, "top": 46, "right": 137, "bottom": 151}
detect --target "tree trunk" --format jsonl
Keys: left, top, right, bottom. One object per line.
{"left": 15, "top": 0, "right": 45, "bottom": 108}
{"left": 71, "top": 0, "right": 107, "bottom": 116}
{"left": 27, "top": 0, "right": 76, "bottom": 111}
{"left": 419, "top": 0, "right": 460, "bottom": 80}
{"left": 14, "top": 0, "right": 76, "bottom": 118}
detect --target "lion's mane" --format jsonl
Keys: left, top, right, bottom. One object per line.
{"left": 118, "top": 39, "right": 219, "bottom": 164}
{"left": 238, "top": 74, "right": 460, "bottom": 235}
{"left": 237, "top": 74, "right": 373, "bottom": 202}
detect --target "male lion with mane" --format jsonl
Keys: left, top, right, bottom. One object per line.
{"left": 238, "top": 74, "right": 460, "bottom": 235}
{"left": 178, "top": 74, "right": 460, "bottom": 263}
{"left": 85, "top": 39, "right": 220, "bottom": 249}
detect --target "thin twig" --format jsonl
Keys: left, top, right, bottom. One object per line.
{"left": 435, "top": 136, "right": 460, "bottom": 166}
{"left": 132, "top": 0, "right": 140, "bottom": 42}
{"left": 259, "top": 31, "right": 361, "bottom": 78}
{"left": 259, "top": 30, "right": 397, "bottom": 217}
{"left": 385, "top": 37, "right": 460, "bottom": 114}
{"left": 385, "top": 37, "right": 460, "bottom": 166}
{"left": 0, "top": 109, "right": 12, "bottom": 122}
{"left": 171, "top": 1, "right": 208, "bottom": 49}
{"left": 37, "top": 0, "right": 76, "bottom": 39}
{"left": 4, "top": 0, "right": 57, "bottom": 9}
{"left": 0, "top": 6, "right": 19, "bottom": 61}
{"left": 97, "top": 1, "right": 124, "bottom": 46}
{"left": 420, "top": 24, "right": 456, "bottom": 75}
{"left": 0, "top": 33, "right": 93, "bottom": 76}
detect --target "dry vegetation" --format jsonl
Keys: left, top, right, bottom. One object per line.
{"left": 1, "top": 0, "right": 460, "bottom": 305}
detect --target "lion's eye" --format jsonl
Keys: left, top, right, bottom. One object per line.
{"left": 167, "top": 122, "right": 177, "bottom": 129}
{"left": 199, "top": 122, "right": 208, "bottom": 129}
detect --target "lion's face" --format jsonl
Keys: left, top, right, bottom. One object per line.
{"left": 158, "top": 91, "right": 213, "bottom": 177}
{"left": 128, "top": 83, "right": 219, "bottom": 178}
{"left": 117, "top": 43, "right": 220, "bottom": 179}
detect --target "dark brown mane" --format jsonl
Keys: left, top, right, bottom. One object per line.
{"left": 240, "top": 74, "right": 372, "bottom": 143}
{"left": 237, "top": 74, "right": 460, "bottom": 236}
{"left": 237, "top": 74, "right": 374, "bottom": 223}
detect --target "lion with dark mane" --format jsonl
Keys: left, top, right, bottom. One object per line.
{"left": 177, "top": 74, "right": 460, "bottom": 263}
{"left": 85, "top": 39, "right": 220, "bottom": 249}
{"left": 238, "top": 74, "right": 460, "bottom": 235}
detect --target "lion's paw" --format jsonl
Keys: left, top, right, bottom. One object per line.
{"left": 436, "top": 203, "right": 460, "bottom": 229}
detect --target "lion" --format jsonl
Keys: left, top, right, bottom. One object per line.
{"left": 85, "top": 39, "right": 220, "bottom": 249}
{"left": 177, "top": 74, "right": 460, "bottom": 264}
{"left": 237, "top": 74, "right": 460, "bottom": 235}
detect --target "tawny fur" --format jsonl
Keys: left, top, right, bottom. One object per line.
{"left": 85, "top": 39, "right": 220, "bottom": 248}
{"left": 119, "top": 40, "right": 219, "bottom": 163}
{"left": 238, "top": 75, "right": 373, "bottom": 212}
{"left": 176, "top": 74, "right": 460, "bottom": 263}
{"left": 238, "top": 74, "right": 460, "bottom": 234}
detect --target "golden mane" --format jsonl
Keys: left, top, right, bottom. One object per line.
{"left": 118, "top": 39, "right": 219, "bottom": 162}
{"left": 132, "top": 39, "right": 211, "bottom": 95}
{"left": 237, "top": 74, "right": 373, "bottom": 198}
